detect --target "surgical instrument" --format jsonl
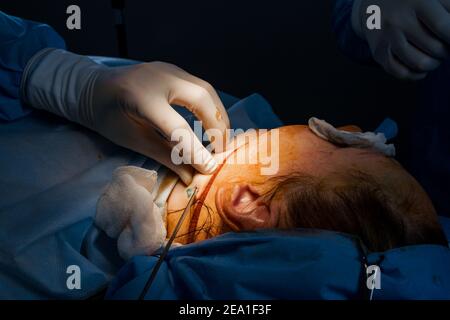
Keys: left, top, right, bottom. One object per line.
{"left": 138, "top": 186, "right": 198, "bottom": 300}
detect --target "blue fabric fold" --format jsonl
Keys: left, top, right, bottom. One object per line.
{"left": 107, "top": 230, "right": 450, "bottom": 300}
{"left": 0, "top": 56, "right": 282, "bottom": 298}
{"left": 0, "top": 11, "right": 65, "bottom": 121}
{"left": 107, "top": 230, "right": 366, "bottom": 300}
{"left": 1, "top": 52, "right": 448, "bottom": 300}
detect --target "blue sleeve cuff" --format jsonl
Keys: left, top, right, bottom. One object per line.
{"left": 0, "top": 12, "right": 66, "bottom": 121}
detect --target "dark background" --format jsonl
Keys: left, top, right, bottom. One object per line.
{"left": 0, "top": 0, "right": 419, "bottom": 164}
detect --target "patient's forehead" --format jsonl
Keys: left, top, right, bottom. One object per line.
{"left": 279, "top": 125, "right": 327, "bottom": 142}
{"left": 275, "top": 125, "right": 387, "bottom": 176}
{"left": 222, "top": 124, "right": 388, "bottom": 178}
{"left": 277, "top": 125, "right": 336, "bottom": 155}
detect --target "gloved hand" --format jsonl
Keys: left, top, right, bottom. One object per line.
{"left": 352, "top": 0, "right": 450, "bottom": 80}
{"left": 95, "top": 166, "right": 166, "bottom": 260}
{"left": 21, "top": 49, "right": 230, "bottom": 184}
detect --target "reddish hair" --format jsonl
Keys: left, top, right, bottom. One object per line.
{"left": 267, "top": 170, "right": 448, "bottom": 252}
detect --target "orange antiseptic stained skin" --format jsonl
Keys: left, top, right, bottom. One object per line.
{"left": 186, "top": 145, "right": 243, "bottom": 243}
{"left": 168, "top": 125, "right": 439, "bottom": 249}
{"left": 184, "top": 126, "right": 349, "bottom": 243}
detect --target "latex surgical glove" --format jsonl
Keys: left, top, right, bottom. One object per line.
{"left": 95, "top": 166, "right": 166, "bottom": 260}
{"left": 21, "top": 49, "right": 230, "bottom": 184}
{"left": 352, "top": 0, "right": 450, "bottom": 80}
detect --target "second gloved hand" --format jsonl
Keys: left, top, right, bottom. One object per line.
{"left": 352, "top": 0, "right": 450, "bottom": 80}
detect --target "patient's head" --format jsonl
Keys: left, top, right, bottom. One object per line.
{"left": 167, "top": 125, "right": 447, "bottom": 251}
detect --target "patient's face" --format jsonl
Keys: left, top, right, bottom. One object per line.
{"left": 216, "top": 125, "right": 358, "bottom": 186}
{"left": 211, "top": 125, "right": 393, "bottom": 230}
{"left": 168, "top": 124, "right": 437, "bottom": 247}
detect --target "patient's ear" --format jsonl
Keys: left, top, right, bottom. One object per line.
{"left": 216, "top": 184, "right": 273, "bottom": 231}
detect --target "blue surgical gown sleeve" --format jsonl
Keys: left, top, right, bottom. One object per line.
{"left": 0, "top": 11, "right": 65, "bottom": 121}
{"left": 332, "top": 0, "right": 373, "bottom": 64}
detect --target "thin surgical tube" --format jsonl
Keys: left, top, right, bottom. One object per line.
{"left": 138, "top": 186, "right": 198, "bottom": 300}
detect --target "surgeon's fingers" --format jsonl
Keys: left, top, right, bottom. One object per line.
{"left": 168, "top": 65, "right": 230, "bottom": 128}
{"left": 108, "top": 117, "right": 196, "bottom": 184}
{"left": 417, "top": 1, "right": 450, "bottom": 44}
{"left": 145, "top": 144, "right": 196, "bottom": 186}
{"left": 160, "top": 64, "right": 230, "bottom": 153}
{"left": 168, "top": 79, "right": 230, "bottom": 153}
{"left": 405, "top": 20, "right": 450, "bottom": 60}
{"left": 140, "top": 98, "right": 218, "bottom": 177}
{"left": 439, "top": 0, "right": 450, "bottom": 12}
{"left": 381, "top": 48, "right": 428, "bottom": 80}
{"left": 158, "top": 63, "right": 230, "bottom": 126}
{"left": 157, "top": 156, "right": 195, "bottom": 186}
{"left": 139, "top": 127, "right": 198, "bottom": 185}
{"left": 392, "top": 34, "right": 441, "bottom": 72}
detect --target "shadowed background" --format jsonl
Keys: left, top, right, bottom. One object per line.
{"left": 0, "top": 0, "right": 419, "bottom": 164}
